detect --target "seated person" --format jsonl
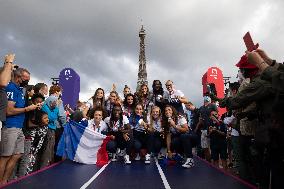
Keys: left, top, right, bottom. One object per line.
{"left": 87, "top": 107, "right": 108, "bottom": 135}
{"left": 164, "top": 105, "right": 195, "bottom": 168}
{"left": 104, "top": 104, "right": 133, "bottom": 164}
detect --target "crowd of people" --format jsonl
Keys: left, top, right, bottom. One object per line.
{"left": 0, "top": 49, "right": 283, "bottom": 188}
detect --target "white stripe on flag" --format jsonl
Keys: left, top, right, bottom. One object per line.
{"left": 80, "top": 161, "right": 110, "bottom": 189}
{"left": 74, "top": 127, "right": 106, "bottom": 164}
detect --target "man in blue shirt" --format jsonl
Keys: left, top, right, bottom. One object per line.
{"left": 0, "top": 68, "right": 40, "bottom": 185}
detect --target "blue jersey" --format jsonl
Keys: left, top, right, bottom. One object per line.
{"left": 4, "top": 82, "right": 25, "bottom": 128}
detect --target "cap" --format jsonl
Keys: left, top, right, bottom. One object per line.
{"left": 235, "top": 55, "right": 258, "bottom": 69}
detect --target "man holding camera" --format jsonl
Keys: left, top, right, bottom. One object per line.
{"left": 198, "top": 96, "right": 217, "bottom": 161}
{"left": 208, "top": 110, "right": 228, "bottom": 170}
{"left": 245, "top": 49, "right": 284, "bottom": 188}
{"left": 218, "top": 54, "right": 279, "bottom": 189}
{"left": 0, "top": 66, "right": 40, "bottom": 185}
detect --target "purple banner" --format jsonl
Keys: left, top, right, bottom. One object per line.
{"left": 59, "top": 68, "right": 80, "bottom": 109}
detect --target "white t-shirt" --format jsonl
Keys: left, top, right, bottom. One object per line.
{"left": 87, "top": 119, "right": 108, "bottom": 134}
{"left": 104, "top": 115, "right": 129, "bottom": 132}
{"left": 223, "top": 115, "right": 239, "bottom": 136}
{"left": 147, "top": 116, "right": 162, "bottom": 132}
{"left": 163, "top": 89, "right": 185, "bottom": 113}
{"left": 163, "top": 89, "right": 184, "bottom": 101}
{"left": 231, "top": 128, "right": 239, "bottom": 137}
{"left": 169, "top": 116, "right": 187, "bottom": 134}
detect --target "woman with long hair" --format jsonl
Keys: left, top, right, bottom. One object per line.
{"left": 129, "top": 103, "right": 152, "bottom": 164}
{"left": 92, "top": 88, "right": 106, "bottom": 118}
{"left": 135, "top": 84, "right": 152, "bottom": 116}
{"left": 123, "top": 85, "right": 131, "bottom": 99}
{"left": 24, "top": 85, "right": 35, "bottom": 105}
{"left": 147, "top": 106, "right": 164, "bottom": 157}
{"left": 163, "top": 105, "right": 195, "bottom": 168}
{"left": 105, "top": 91, "right": 120, "bottom": 117}
{"left": 122, "top": 93, "right": 136, "bottom": 118}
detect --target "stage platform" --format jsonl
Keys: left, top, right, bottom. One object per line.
{"left": 1, "top": 157, "right": 256, "bottom": 189}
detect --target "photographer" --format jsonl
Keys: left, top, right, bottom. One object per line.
{"left": 219, "top": 54, "right": 279, "bottom": 189}
{"left": 196, "top": 96, "right": 217, "bottom": 161}
{"left": 228, "top": 65, "right": 257, "bottom": 183}
{"left": 246, "top": 49, "right": 284, "bottom": 188}
{"left": 0, "top": 67, "right": 40, "bottom": 185}
{"left": 246, "top": 49, "right": 284, "bottom": 93}
{"left": 208, "top": 110, "right": 227, "bottom": 170}
{"left": 0, "top": 54, "right": 16, "bottom": 142}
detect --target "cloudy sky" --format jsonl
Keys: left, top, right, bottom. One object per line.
{"left": 1, "top": 0, "right": 283, "bottom": 106}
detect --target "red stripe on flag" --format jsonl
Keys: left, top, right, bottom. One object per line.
{"left": 96, "top": 136, "right": 111, "bottom": 166}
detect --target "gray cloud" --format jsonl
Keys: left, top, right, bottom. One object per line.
{"left": 1, "top": 0, "right": 283, "bottom": 106}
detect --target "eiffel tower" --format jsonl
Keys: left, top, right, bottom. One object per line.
{"left": 136, "top": 25, "right": 148, "bottom": 91}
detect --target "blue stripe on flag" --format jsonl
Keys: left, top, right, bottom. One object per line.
{"left": 56, "top": 120, "right": 88, "bottom": 160}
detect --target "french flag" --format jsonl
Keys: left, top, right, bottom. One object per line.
{"left": 57, "top": 120, "right": 111, "bottom": 166}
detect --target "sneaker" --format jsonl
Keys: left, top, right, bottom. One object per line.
{"left": 135, "top": 153, "right": 141, "bottom": 161}
{"left": 116, "top": 148, "right": 121, "bottom": 155}
{"left": 157, "top": 152, "right": 164, "bottom": 160}
{"left": 111, "top": 153, "right": 117, "bottom": 162}
{"left": 159, "top": 148, "right": 167, "bottom": 159}
{"left": 182, "top": 158, "right": 194, "bottom": 168}
{"left": 118, "top": 148, "right": 126, "bottom": 157}
{"left": 108, "top": 152, "right": 112, "bottom": 158}
{"left": 124, "top": 155, "right": 131, "bottom": 164}
{"left": 145, "top": 154, "right": 151, "bottom": 164}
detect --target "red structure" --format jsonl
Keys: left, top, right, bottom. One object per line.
{"left": 202, "top": 67, "right": 226, "bottom": 116}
